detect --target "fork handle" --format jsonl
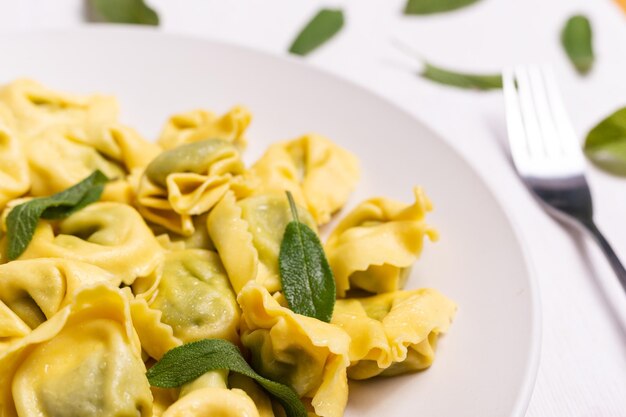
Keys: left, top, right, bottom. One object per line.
{"left": 581, "top": 220, "right": 626, "bottom": 294}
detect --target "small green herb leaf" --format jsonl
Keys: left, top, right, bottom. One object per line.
{"left": 584, "top": 107, "right": 626, "bottom": 176}
{"left": 279, "top": 192, "right": 335, "bottom": 322}
{"left": 6, "top": 170, "right": 108, "bottom": 260}
{"left": 561, "top": 15, "right": 594, "bottom": 75}
{"left": 146, "top": 339, "right": 307, "bottom": 417}
{"left": 289, "top": 9, "right": 344, "bottom": 56}
{"left": 421, "top": 62, "right": 502, "bottom": 90}
{"left": 404, "top": 0, "right": 481, "bottom": 15}
{"left": 88, "top": 0, "right": 159, "bottom": 26}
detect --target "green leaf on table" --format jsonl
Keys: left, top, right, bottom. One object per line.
{"left": 584, "top": 107, "right": 626, "bottom": 176}
{"left": 6, "top": 170, "right": 108, "bottom": 260}
{"left": 561, "top": 15, "right": 594, "bottom": 75}
{"left": 279, "top": 191, "right": 335, "bottom": 322}
{"left": 146, "top": 339, "right": 307, "bottom": 417}
{"left": 404, "top": 0, "right": 481, "bottom": 15}
{"left": 421, "top": 61, "right": 502, "bottom": 90}
{"left": 288, "top": 9, "right": 344, "bottom": 56}
{"left": 88, "top": 0, "right": 159, "bottom": 26}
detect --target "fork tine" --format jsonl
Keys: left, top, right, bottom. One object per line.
{"left": 503, "top": 69, "right": 531, "bottom": 173}
{"left": 542, "top": 67, "right": 584, "bottom": 162}
{"left": 527, "top": 66, "right": 561, "bottom": 158}
{"left": 514, "top": 67, "right": 545, "bottom": 160}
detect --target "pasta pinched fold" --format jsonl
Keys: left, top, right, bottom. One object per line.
{"left": 136, "top": 139, "right": 256, "bottom": 235}
{"left": 0, "top": 284, "right": 152, "bottom": 417}
{"left": 160, "top": 370, "right": 274, "bottom": 417}
{"left": 27, "top": 124, "right": 160, "bottom": 204}
{"left": 158, "top": 106, "right": 251, "bottom": 151}
{"left": 325, "top": 187, "right": 438, "bottom": 297}
{"left": 251, "top": 134, "right": 360, "bottom": 225}
{"left": 238, "top": 283, "right": 351, "bottom": 417}
{"left": 14, "top": 202, "right": 164, "bottom": 285}
{"left": 133, "top": 249, "right": 240, "bottom": 345}
{"left": 208, "top": 192, "right": 317, "bottom": 293}
{"left": 0, "top": 259, "right": 119, "bottom": 343}
{"left": 331, "top": 289, "right": 456, "bottom": 380}
{"left": 26, "top": 126, "right": 126, "bottom": 195}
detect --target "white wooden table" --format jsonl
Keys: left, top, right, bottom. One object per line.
{"left": 2, "top": 0, "right": 625, "bottom": 415}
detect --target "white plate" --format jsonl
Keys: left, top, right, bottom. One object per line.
{"left": 0, "top": 27, "right": 540, "bottom": 417}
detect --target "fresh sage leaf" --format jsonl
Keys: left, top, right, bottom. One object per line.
{"left": 6, "top": 170, "right": 108, "bottom": 260}
{"left": 146, "top": 339, "right": 307, "bottom": 417}
{"left": 561, "top": 15, "right": 594, "bottom": 75}
{"left": 404, "top": 0, "right": 481, "bottom": 15}
{"left": 583, "top": 107, "right": 626, "bottom": 176}
{"left": 88, "top": 0, "right": 159, "bottom": 26}
{"left": 421, "top": 62, "right": 502, "bottom": 90}
{"left": 289, "top": 9, "right": 344, "bottom": 56}
{"left": 279, "top": 192, "right": 335, "bottom": 322}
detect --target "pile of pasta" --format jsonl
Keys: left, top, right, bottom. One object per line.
{"left": 0, "top": 80, "right": 456, "bottom": 417}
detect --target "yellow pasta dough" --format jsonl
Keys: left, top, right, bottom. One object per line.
{"left": 164, "top": 387, "right": 260, "bottom": 417}
{"left": 238, "top": 283, "right": 350, "bottom": 417}
{"left": 332, "top": 289, "right": 456, "bottom": 379}
{"left": 25, "top": 124, "right": 158, "bottom": 205}
{"left": 158, "top": 106, "right": 251, "bottom": 150}
{"left": 0, "top": 79, "right": 456, "bottom": 417}
{"left": 26, "top": 126, "right": 126, "bottom": 195}
{"left": 229, "top": 374, "right": 276, "bottom": 417}
{"left": 136, "top": 139, "right": 255, "bottom": 235}
{"left": 15, "top": 202, "right": 163, "bottom": 285}
{"left": 0, "top": 259, "right": 118, "bottom": 341}
{"left": 251, "top": 134, "right": 359, "bottom": 225}
{"left": 134, "top": 249, "right": 240, "bottom": 344}
{"left": 160, "top": 370, "right": 271, "bottom": 417}
{"left": 208, "top": 192, "right": 316, "bottom": 293}
{"left": 153, "top": 213, "right": 216, "bottom": 251}
{"left": 325, "top": 187, "right": 438, "bottom": 297}
{"left": 0, "top": 79, "right": 118, "bottom": 140}
{"left": 0, "top": 109, "right": 29, "bottom": 209}
{"left": 66, "top": 123, "right": 161, "bottom": 171}
{"left": 0, "top": 284, "right": 152, "bottom": 417}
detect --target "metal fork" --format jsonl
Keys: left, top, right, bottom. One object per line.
{"left": 503, "top": 66, "right": 626, "bottom": 294}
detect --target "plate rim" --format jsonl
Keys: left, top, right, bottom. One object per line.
{"left": 0, "top": 25, "right": 542, "bottom": 417}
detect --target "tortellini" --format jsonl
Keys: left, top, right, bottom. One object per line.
{"left": 164, "top": 388, "right": 261, "bottom": 417}
{"left": 67, "top": 123, "right": 161, "bottom": 172}
{"left": 26, "top": 126, "right": 127, "bottom": 196}
{"left": 158, "top": 106, "right": 251, "bottom": 150}
{"left": 325, "top": 187, "right": 438, "bottom": 297}
{"left": 134, "top": 249, "right": 240, "bottom": 344}
{"left": 228, "top": 374, "right": 276, "bottom": 417}
{"left": 0, "top": 80, "right": 456, "bottom": 417}
{"left": 0, "top": 109, "right": 29, "bottom": 209}
{"left": 251, "top": 134, "right": 360, "bottom": 225}
{"left": 136, "top": 139, "right": 255, "bottom": 235}
{"left": 0, "top": 80, "right": 158, "bottom": 204}
{"left": 26, "top": 124, "right": 159, "bottom": 203}
{"left": 0, "top": 284, "right": 152, "bottom": 417}
{"left": 208, "top": 192, "right": 316, "bottom": 293}
{"left": 0, "top": 259, "right": 119, "bottom": 342}
{"left": 0, "top": 79, "right": 118, "bottom": 140}
{"left": 331, "top": 289, "right": 456, "bottom": 380}
{"left": 238, "top": 283, "right": 350, "bottom": 417}
{"left": 15, "top": 202, "right": 163, "bottom": 285}
{"left": 158, "top": 369, "right": 277, "bottom": 417}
